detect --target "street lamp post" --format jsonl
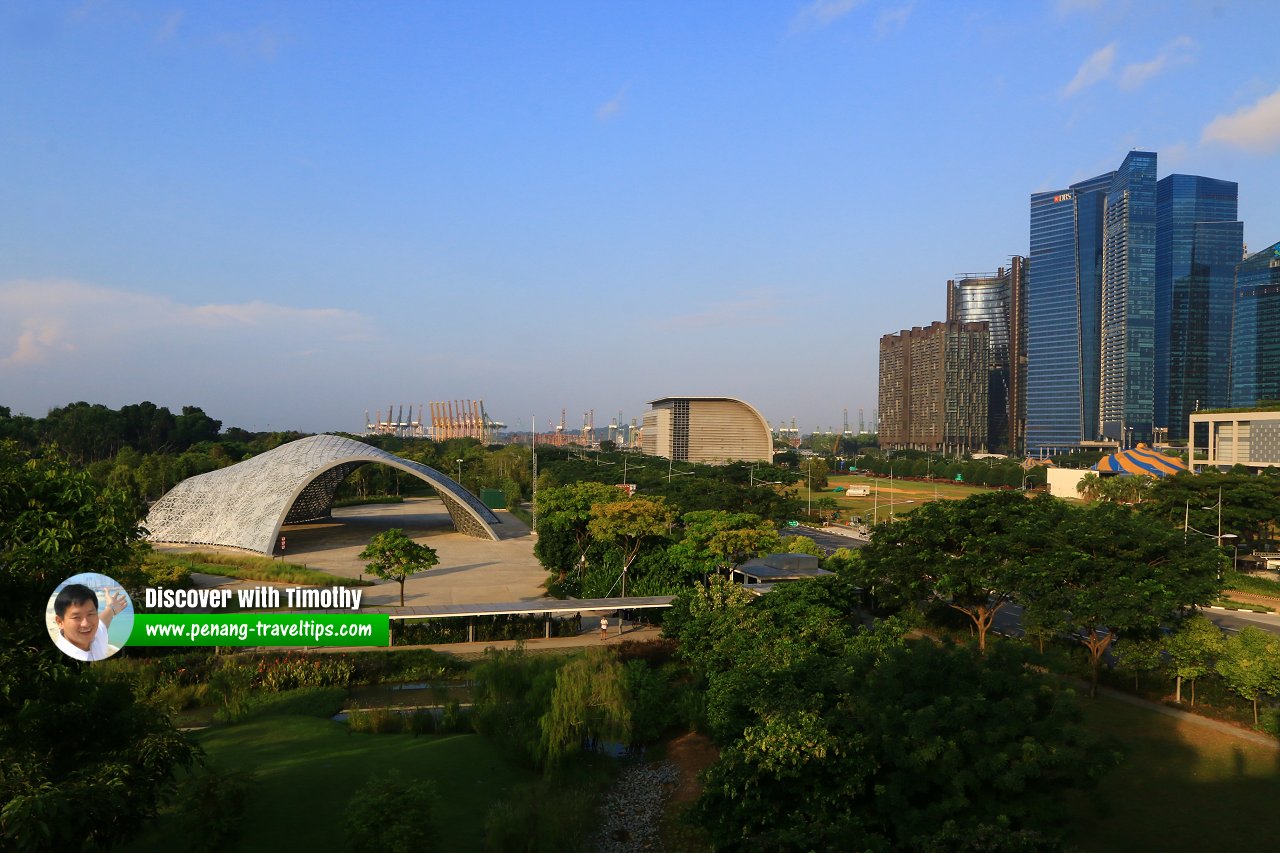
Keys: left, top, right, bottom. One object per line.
{"left": 456, "top": 458, "right": 464, "bottom": 487}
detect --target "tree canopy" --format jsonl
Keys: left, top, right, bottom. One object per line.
{"left": 359, "top": 528, "right": 440, "bottom": 605}
{"left": 0, "top": 442, "right": 200, "bottom": 850}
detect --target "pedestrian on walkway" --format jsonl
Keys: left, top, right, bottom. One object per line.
{"left": 599, "top": 616, "right": 608, "bottom": 640}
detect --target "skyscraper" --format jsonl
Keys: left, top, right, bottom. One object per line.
{"left": 1026, "top": 171, "right": 1112, "bottom": 455}
{"left": 878, "top": 321, "right": 990, "bottom": 453}
{"left": 1099, "top": 150, "right": 1158, "bottom": 446}
{"left": 1230, "top": 241, "right": 1280, "bottom": 407}
{"left": 947, "top": 257, "right": 1026, "bottom": 453}
{"left": 1156, "top": 175, "right": 1242, "bottom": 440}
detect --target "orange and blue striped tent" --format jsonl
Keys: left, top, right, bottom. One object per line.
{"left": 1093, "top": 443, "right": 1186, "bottom": 477}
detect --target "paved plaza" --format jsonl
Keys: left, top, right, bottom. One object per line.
{"left": 160, "top": 497, "right": 549, "bottom": 607}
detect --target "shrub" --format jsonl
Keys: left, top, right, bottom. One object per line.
{"left": 344, "top": 771, "right": 439, "bottom": 853}
{"left": 177, "top": 766, "right": 257, "bottom": 853}
{"left": 348, "top": 706, "right": 404, "bottom": 734}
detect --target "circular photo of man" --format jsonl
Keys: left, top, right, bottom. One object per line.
{"left": 46, "top": 573, "right": 134, "bottom": 662}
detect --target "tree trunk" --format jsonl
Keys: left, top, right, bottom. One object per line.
{"left": 1084, "top": 630, "right": 1112, "bottom": 699}
{"left": 1191, "top": 677, "right": 1196, "bottom": 707}
{"left": 1175, "top": 674, "right": 1182, "bottom": 703}
{"left": 399, "top": 578, "right": 406, "bottom": 606}
{"left": 1254, "top": 698, "right": 1259, "bottom": 728}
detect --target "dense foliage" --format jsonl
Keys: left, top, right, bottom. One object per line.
{"left": 0, "top": 442, "right": 200, "bottom": 850}
{"left": 664, "top": 577, "right": 1116, "bottom": 851}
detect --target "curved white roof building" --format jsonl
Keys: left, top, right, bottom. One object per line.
{"left": 641, "top": 396, "right": 773, "bottom": 464}
{"left": 145, "top": 434, "right": 501, "bottom": 554}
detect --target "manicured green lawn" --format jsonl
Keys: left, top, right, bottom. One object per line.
{"left": 139, "top": 716, "right": 532, "bottom": 851}
{"left": 805, "top": 473, "right": 999, "bottom": 522}
{"left": 1072, "top": 696, "right": 1280, "bottom": 852}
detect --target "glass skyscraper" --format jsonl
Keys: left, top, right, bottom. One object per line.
{"left": 1099, "top": 151, "right": 1157, "bottom": 446}
{"left": 947, "top": 257, "right": 1025, "bottom": 453}
{"left": 1026, "top": 172, "right": 1112, "bottom": 454}
{"left": 1155, "top": 175, "right": 1241, "bottom": 440}
{"left": 1230, "top": 241, "right": 1280, "bottom": 407}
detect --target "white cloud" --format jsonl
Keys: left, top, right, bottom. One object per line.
{"left": 1202, "top": 87, "right": 1280, "bottom": 153}
{"left": 875, "top": 3, "right": 913, "bottom": 38}
{"left": 1061, "top": 43, "right": 1116, "bottom": 97}
{"left": 789, "top": 0, "right": 865, "bottom": 34}
{"left": 1118, "top": 36, "right": 1195, "bottom": 91}
{"left": 0, "top": 280, "right": 373, "bottom": 369}
{"left": 596, "top": 86, "right": 628, "bottom": 122}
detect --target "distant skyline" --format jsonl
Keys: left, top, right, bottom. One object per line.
{"left": 4, "top": 1, "right": 1279, "bottom": 435}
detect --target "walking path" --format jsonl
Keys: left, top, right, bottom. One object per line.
{"left": 1090, "top": 682, "right": 1279, "bottom": 748}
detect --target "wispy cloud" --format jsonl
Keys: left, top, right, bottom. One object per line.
{"left": 596, "top": 85, "right": 628, "bottom": 122}
{"left": 658, "top": 290, "right": 784, "bottom": 331}
{"left": 789, "top": 0, "right": 865, "bottom": 34}
{"left": 875, "top": 3, "right": 913, "bottom": 38}
{"left": 1055, "top": 0, "right": 1103, "bottom": 15}
{"left": 1118, "top": 36, "right": 1196, "bottom": 90}
{"left": 156, "top": 10, "right": 183, "bottom": 44}
{"left": 1061, "top": 43, "right": 1116, "bottom": 97}
{"left": 1202, "top": 87, "right": 1280, "bottom": 154}
{"left": 0, "top": 280, "right": 372, "bottom": 368}
{"left": 216, "top": 24, "right": 285, "bottom": 60}
{"left": 1062, "top": 38, "right": 1194, "bottom": 98}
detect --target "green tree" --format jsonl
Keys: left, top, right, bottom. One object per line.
{"left": 667, "top": 510, "right": 782, "bottom": 582}
{"left": 695, "top": 639, "right": 1113, "bottom": 852}
{"left": 359, "top": 528, "right": 440, "bottom": 605}
{"left": 799, "top": 455, "right": 828, "bottom": 489}
{"left": 0, "top": 442, "right": 199, "bottom": 851}
{"left": 1021, "top": 503, "right": 1220, "bottom": 697}
{"left": 1112, "top": 636, "right": 1165, "bottom": 691}
{"left": 534, "top": 481, "right": 625, "bottom": 581}
{"left": 858, "top": 492, "right": 1065, "bottom": 652}
{"left": 1215, "top": 626, "right": 1280, "bottom": 727}
{"left": 587, "top": 497, "right": 676, "bottom": 597}
{"left": 1165, "top": 615, "right": 1225, "bottom": 705}
{"left": 538, "top": 648, "right": 631, "bottom": 768}
{"left": 343, "top": 770, "right": 438, "bottom": 853}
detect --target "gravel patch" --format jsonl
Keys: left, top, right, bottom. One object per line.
{"left": 593, "top": 761, "right": 680, "bottom": 852}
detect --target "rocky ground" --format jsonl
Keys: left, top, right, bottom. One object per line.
{"left": 592, "top": 761, "right": 680, "bottom": 852}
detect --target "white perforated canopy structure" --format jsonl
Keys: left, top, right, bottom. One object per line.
{"left": 145, "top": 434, "right": 501, "bottom": 554}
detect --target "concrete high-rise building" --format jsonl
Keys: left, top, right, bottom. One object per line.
{"left": 1026, "top": 171, "right": 1113, "bottom": 454}
{"left": 640, "top": 397, "right": 772, "bottom": 464}
{"left": 1155, "top": 175, "right": 1242, "bottom": 440}
{"left": 1099, "top": 150, "right": 1158, "bottom": 447}
{"left": 947, "top": 256, "right": 1026, "bottom": 453}
{"left": 1230, "top": 241, "right": 1280, "bottom": 407}
{"left": 878, "top": 321, "right": 990, "bottom": 453}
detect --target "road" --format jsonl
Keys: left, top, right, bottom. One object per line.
{"left": 788, "top": 526, "right": 868, "bottom": 554}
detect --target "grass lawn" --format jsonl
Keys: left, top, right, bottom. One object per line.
{"left": 151, "top": 550, "right": 372, "bottom": 587}
{"left": 802, "top": 473, "right": 1002, "bottom": 523}
{"left": 138, "top": 716, "right": 532, "bottom": 851}
{"left": 1072, "top": 695, "right": 1280, "bottom": 852}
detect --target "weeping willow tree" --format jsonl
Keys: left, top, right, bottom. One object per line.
{"left": 538, "top": 648, "right": 631, "bottom": 768}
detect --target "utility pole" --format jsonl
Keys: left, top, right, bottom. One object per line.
{"left": 531, "top": 415, "right": 538, "bottom": 535}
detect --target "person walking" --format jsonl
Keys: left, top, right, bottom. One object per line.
{"left": 599, "top": 616, "right": 608, "bottom": 640}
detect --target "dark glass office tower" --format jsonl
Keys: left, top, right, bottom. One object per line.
{"left": 1230, "top": 241, "right": 1280, "bottom": 407}
{"left": 1099, "top": 151, "right": 1157, "bottom": 446}
{"left": 1026, "top": 173, "right": 1112, "bottom": 455}
{"left": 1156, "top": 175, "right": 1242, "bottom": 440}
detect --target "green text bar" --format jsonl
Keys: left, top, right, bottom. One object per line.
{"left": 131, "top": 613, "right": 389, "bottom": 647}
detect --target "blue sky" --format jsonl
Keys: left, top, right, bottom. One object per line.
{"left": 3, "top": 0, "right": 1278, "bottom": 436}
